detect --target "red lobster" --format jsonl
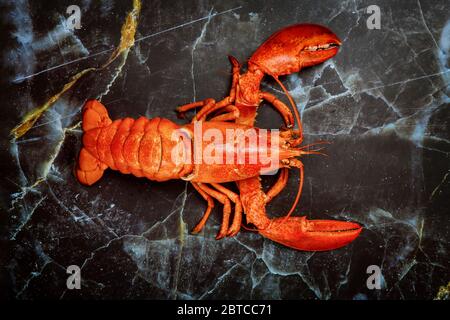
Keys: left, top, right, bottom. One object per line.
{"left": 76, "top": 24, "right": 362, "bottom": 251}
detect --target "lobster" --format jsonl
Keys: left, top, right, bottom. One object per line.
{"left": 76, "top": 24, "right": 362, "bottom": 251}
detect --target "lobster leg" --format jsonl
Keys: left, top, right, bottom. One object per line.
{"left": 176, "top": 98, "right": 216, "bottom": 122}
{"left": 196, "top": 183, "right": 232, "bottom": 239}
{"left": 184, "top": 83, "right": 295, "bottom": 124}
{"left": 193, "top": 59, "right": 240, "bottom": 121}
{"left": 192, "top": 182, "right": 242, "bottom": 237}
{"left": 260, "top": 92, "right": 294, "bottom": 127}
{"left": 176, "top": 100, "right": 205, "bottom": 115}
{"left": 177, "top": 56, "right": 240, "bottom": 122}
{"left": 194, "top": 99, "right": 217, "bottom": 121}
{"left": 210, "top": 183, "right": 242, "bottom": 237}
{"left": 209, "top": 105, "right": 240, "bottom": 122}
{"left": 191, "top": 182, "right": 215, "bottom": 234}
{"left": 178, "top": 57, "right": 241, "bottom": 236}
{"left": 197, "top": 100, "right": 232, "bottom": 121}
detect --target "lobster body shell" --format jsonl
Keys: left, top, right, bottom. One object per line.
{"left": 184, "top": 121, "right": 300, "bottom": 183}
{"left": 77, "top": 100, "right": 301, "bottom": 185}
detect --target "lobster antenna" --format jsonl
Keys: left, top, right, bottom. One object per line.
{"left": 282, "top": 163, "right": 304, "bottom": 223}
{"left": 272, "top": 76, "right": 304, "bottom": 221}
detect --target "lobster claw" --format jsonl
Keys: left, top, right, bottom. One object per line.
{"left": 258, "top": 216, "right": 362, "bottom": 251}
{"left": 248, "top": 23, "right": 342, "bottom": 76}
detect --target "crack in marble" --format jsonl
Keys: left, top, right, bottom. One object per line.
{"left": 47, "top": 186, "right": 119, "bottom": 238}
{"left": 234, "top": 227, "right": 339, "bottom": 299}
{"left": 10, "top": 0, "right": 141, "bottom": 139}
{"left": 9, "top": 115, "right": 79, "bottom": 210}
{"left": 8, "top": 0, "right": 144, "bottom": 243}
{"left": 13, "top": 6, "right": 243, "bottom": 83}
{"left": 5, "top": 0, "right": 449, "bottom": 300}
{"left": 59, "top": 233, "right": 127, "bottom": 299}
{"left": 250, "top": 262, "right": 270, "bottom": 290}
{"left": 430, "top": 170, "right": 450, "bottom": 200}
{"left": 57, "top": 186, "right": 191, "bottom": 299}
{"left": 6, "top": 0, "right": 35, "bottom": 83}
{"left": 361, "top": 206, "right": 448, "bottom": 297}
{"left": 336, "top": 251, "right": 353, "bottom": 296}
{"left": 417, "top": 0, "right": 439, "bottom": 49}
{"left": 198, "top": 261, "right": 246, "bottom": 299}
{"left": 10, "top": 196, "right": 47, "bottom": 240}
{"left": 15, "top": 258, "right": 52, "bottom": 299}
{"left": 170, "top": 183, "right": 188, "bottom": 299}
{"left": 340, "top": 0, "right": 363, "bottom": 43}
{"left": 18, "top": 111, "right": 80, "bottom": 134}
{"left": 15, "top": 241, "right": 66, "bottom": 299}
{"left": 190, "top": 8, "right": 214, "bottom": 101}
{"left": 12, "top": 50, "right": 110, "bottom": 83}
{"left": 98, "top": 48, "right": 130, "bottom": 100}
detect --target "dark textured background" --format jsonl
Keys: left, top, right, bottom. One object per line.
{"left": 1, "top": 0, "right": 449, "bottom": 299}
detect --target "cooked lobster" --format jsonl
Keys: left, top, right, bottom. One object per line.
{"left": 76, "top": 24, "right": 362, "bottom": 251}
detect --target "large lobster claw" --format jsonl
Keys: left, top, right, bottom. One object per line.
{"left": 248, "top": 23, "right": 341, "bottom": 76}
{"left": 259, "top": 216, "right": 362, "bottom": 251}
{"left": 237, "top": 23, "right": 342, "bottom": 115}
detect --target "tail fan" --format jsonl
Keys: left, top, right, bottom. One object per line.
{"left": 82, "top": 99, "right": 112, "bottom": 131}
{"left": 76, "top": 100, "right": 111, "bottom": 185}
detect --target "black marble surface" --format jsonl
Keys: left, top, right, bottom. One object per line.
{"left": 1, "top": 0, "right": 449, "bottom": 300}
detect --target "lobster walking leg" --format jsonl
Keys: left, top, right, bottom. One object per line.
{"left": 196, "top": 183, "right": 232, "bottom": 239}
{"left": 191, "top": 182, "right": 242, "bottom": 237}
{"left": 177, "top": 56, "right": 240, "bottom": 122}
{"left": 260, "top": 92, "right": 295, "bottom": 127}
{"left": 209, "top": 105, "right": 240, "bottom": 122}
{"left": 194, "top": 99, "right": 217, "bottom": 121}
{"left": 210, "top": 183, "right": 242, "bottom": 237}
{"left": 191, "top": 182, "right": 215, "bottom": 234}
{"left": 177, "top": 101, "right": 205, "bottom": 114}
{"left": 197, "top": 57, "right": 241, "bottom": 119}
{"left": 177, "top": 98, "right": 216, "bottom": 120}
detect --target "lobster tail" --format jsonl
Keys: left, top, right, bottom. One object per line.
{"left": 76, "top": 147, "right": 107, "bottom": 186}
{"left": 82, "top": 99, "right": 112, "bottom": 131}
{"left": 76, "top": 100, "right": 111, "bottom": 186}
{"left": 76, "top": 99, "right": 191, "bottom": 186}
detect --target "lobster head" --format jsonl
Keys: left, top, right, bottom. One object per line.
{"left": 248, "top": 23, "right": 341, "bottom": 76}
